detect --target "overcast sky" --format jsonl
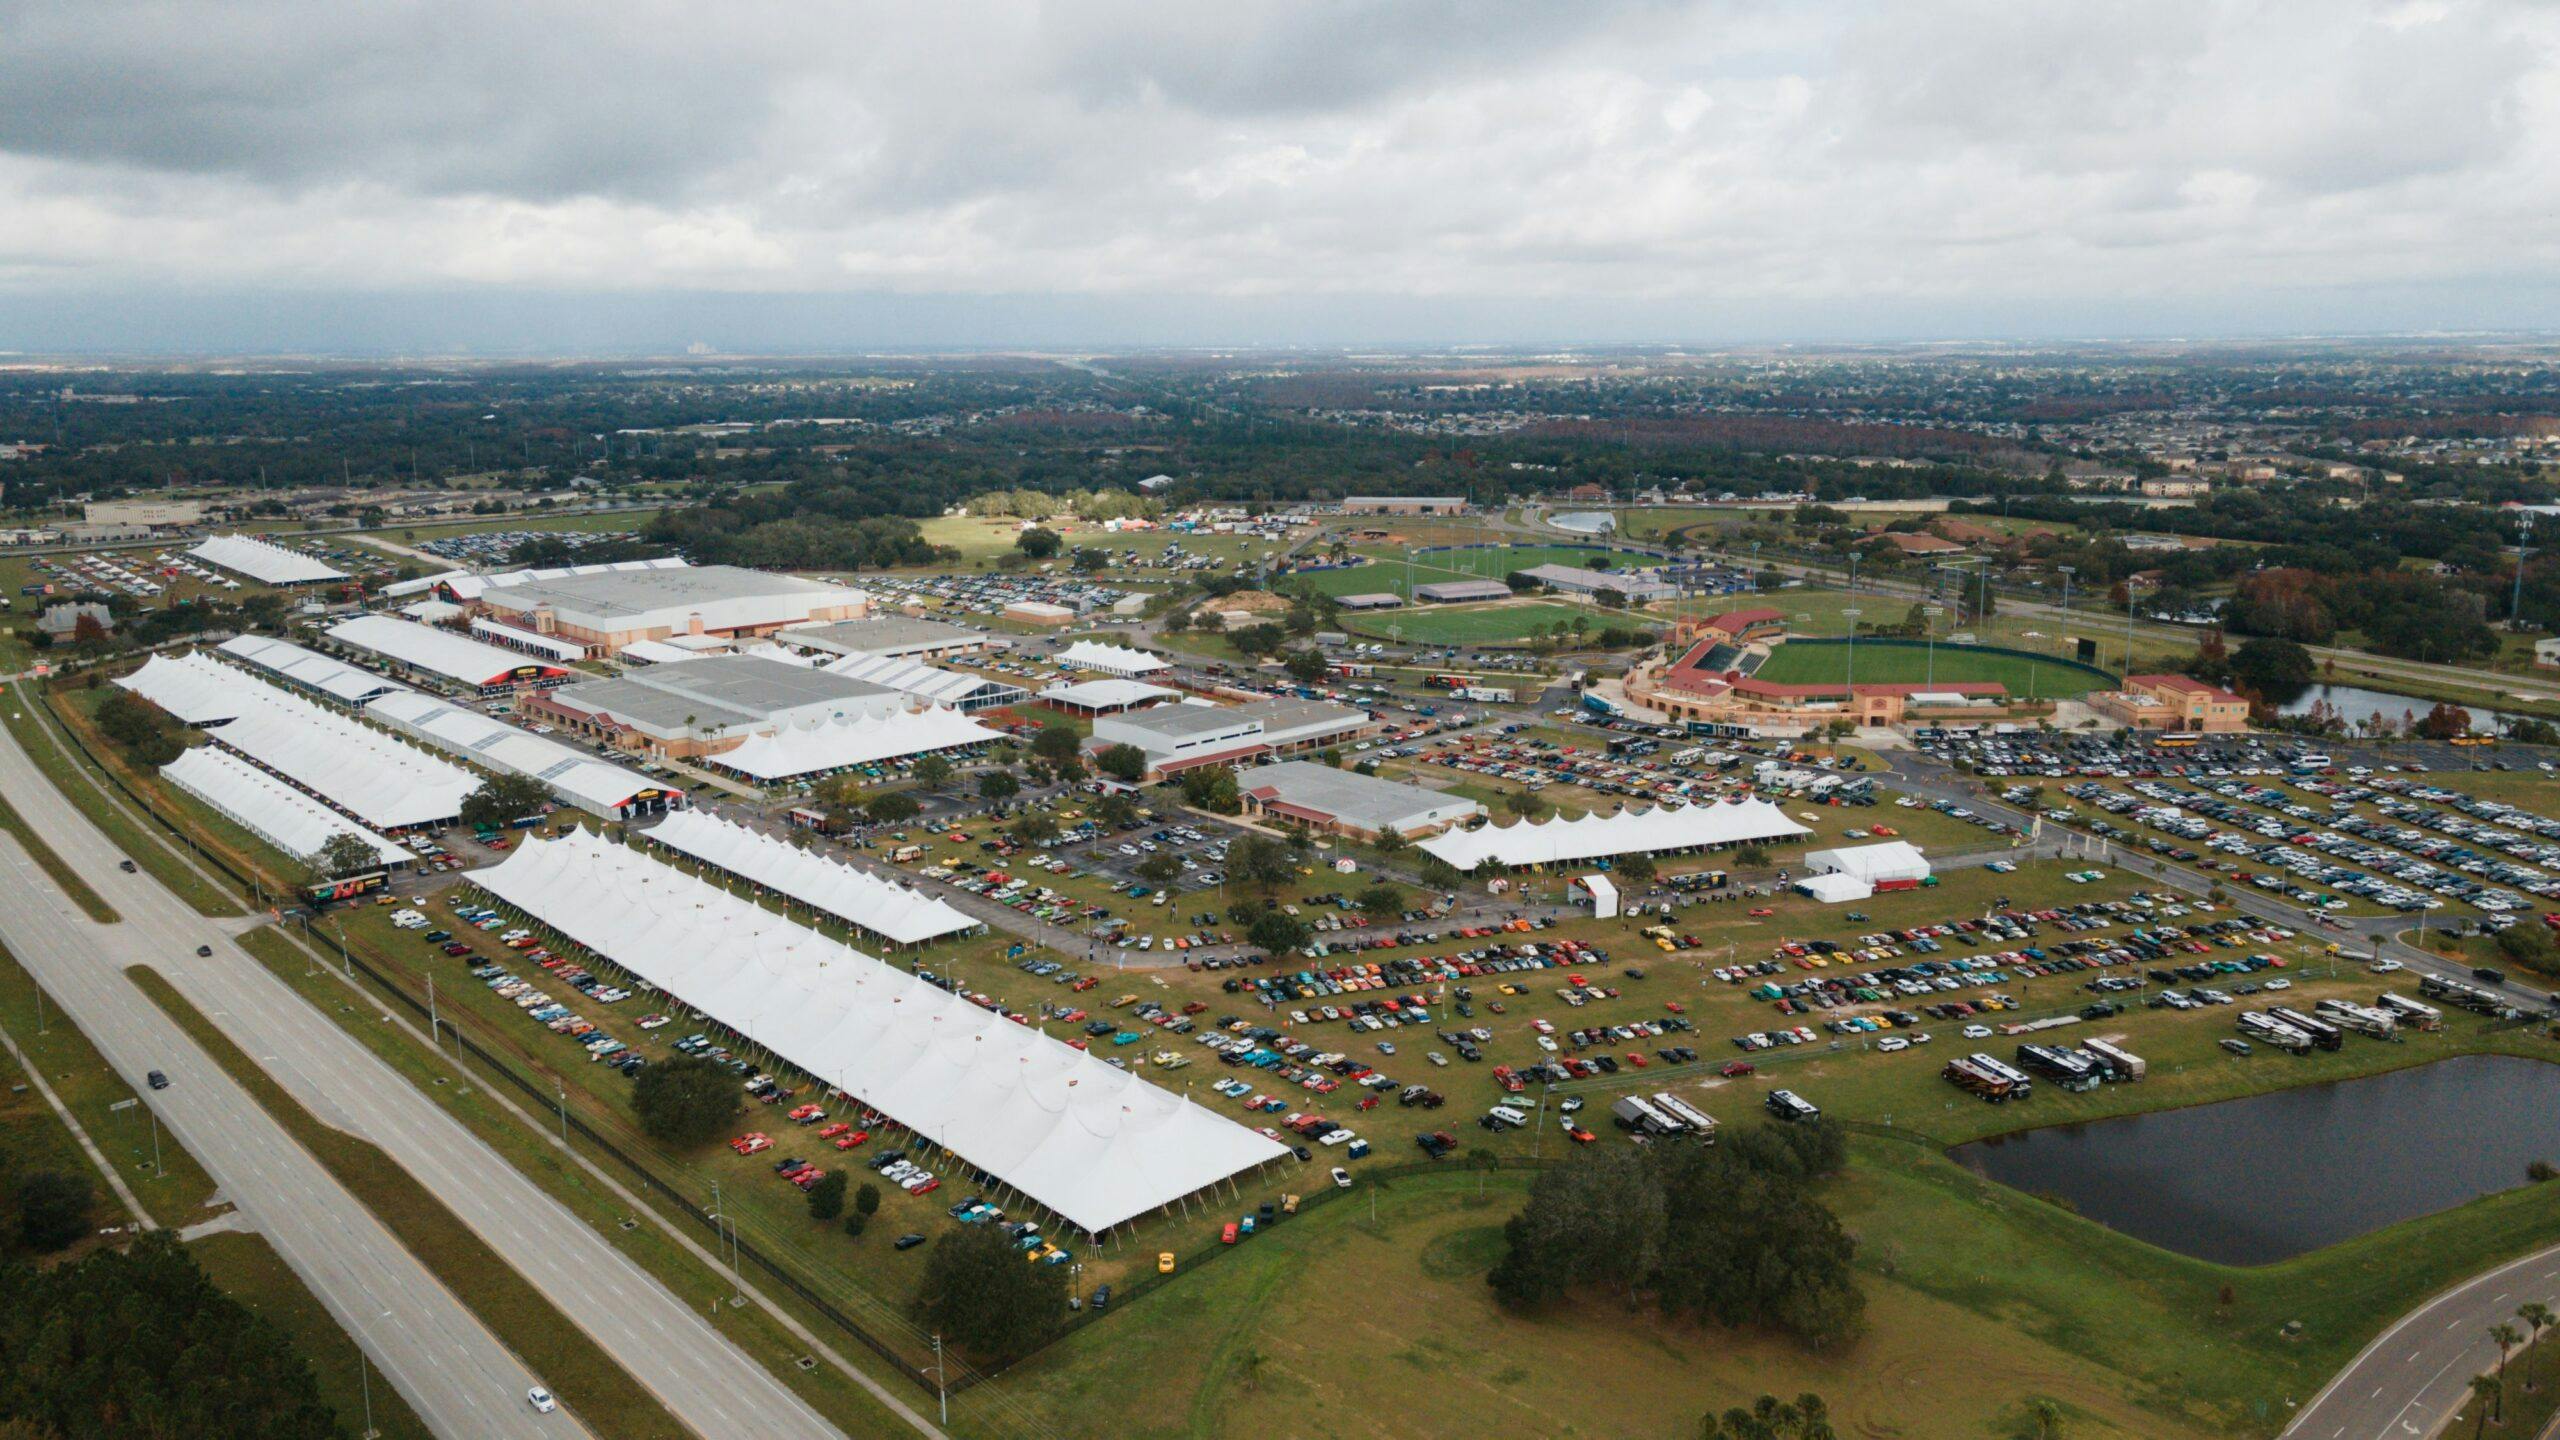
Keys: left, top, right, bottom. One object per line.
{"left": 2, "top": 0, "right": 2555, "bottom": 352}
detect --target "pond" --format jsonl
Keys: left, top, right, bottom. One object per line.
{"left": 1950, "top": 1055, "right": 2560, "bottom": 1264}
{"left": 2267, "top": 681, "right": 2523, "bottom": 734}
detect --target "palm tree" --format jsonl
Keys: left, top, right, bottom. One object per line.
{"left": 2493, "top": 1322, "right": 2523, "bottom": 1403}
{"left": 2468, "top": 1374, "right": 2502, "bottom": 1438}
{"left": 2521, "top": 1303, "right": 2553, "bottom": 1391}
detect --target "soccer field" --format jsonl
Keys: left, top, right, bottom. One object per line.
{"left": 1298, "top": 543, "right": 1626, "bottom": 600}
{"left": 1345, "top": 601, "right": 1593, "bottom": 645}
{"left": 1750, "top": 639, "right": 2113, "bottom": 698}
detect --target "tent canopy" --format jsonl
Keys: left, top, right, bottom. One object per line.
{"left": 1419, "top": 798, "right": 1807, "bottom": 871}
{"left": 473, "top": 829, "right": 1286, "bottom": 1234}
{"left": 645, "top": 810, "right": 974, "bottom": 945}
{"left": 712, "top": 706, "right": 997, "bottom": 780}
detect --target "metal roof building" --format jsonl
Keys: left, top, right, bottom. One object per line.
{"left": 326, "top": 614, "right": 571, "bottom": 691}
{"left": 1241, "top": 761, "right": 1483, "bottom": 839}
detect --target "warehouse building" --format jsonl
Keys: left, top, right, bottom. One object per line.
{"left": 326, "top": 614, "right": 571, "bottom": 693}
{"left": 1240, "top": 761, "right": 1483, "bottom": 841}
{"left": 1090, "top": 697, "right": 1375, "bottom": 780}
{"left": 527, "top": 654, "right": 905, "bottom": 759}
{"left": 1412, "top": 579, "right": 1515, "bottom": 604}
{"left": 779, "top": 616, "right": 997, "bottom": 662}
{"left": 470, "top": 564, "right": 870, "bottom": 657}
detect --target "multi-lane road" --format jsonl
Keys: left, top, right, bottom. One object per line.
{"left": 0, "top": 715, "right": 864, "bottom": 1440}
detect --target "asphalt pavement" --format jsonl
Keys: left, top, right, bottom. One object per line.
{"left": 0, "top": 716, "right": 858, "bottom": 1440}
{"left": 0, "top": 832, "right": 588, "bottom": 1440}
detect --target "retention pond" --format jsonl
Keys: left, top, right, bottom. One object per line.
{"left": 1951, "top": 1054, "right": 2560, "bottom": 1264}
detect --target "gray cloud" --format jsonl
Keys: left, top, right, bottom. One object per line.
{"left": 0, "top": 0, "right": 2553, "bottom": 345}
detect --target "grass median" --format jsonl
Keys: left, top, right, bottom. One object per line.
{"left": 127, "top": 963, "right": 690, "bottom": 1440}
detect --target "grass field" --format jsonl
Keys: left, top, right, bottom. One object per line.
{"left": 1751, "top": 639, "right": 2113, "bottom": 698}
{"left": 1347, "top": 601, "right": 1594, "bottom": 646}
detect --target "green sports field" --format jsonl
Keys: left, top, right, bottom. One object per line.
{"left": 1346, "top": 601, "right": 1594, "bottom": 645}
{"left": 1750, "top": 638, "right": 2112, "bottom": 698}
{"left": 1296, "top": 543, "right": 1628, "bottom": 601}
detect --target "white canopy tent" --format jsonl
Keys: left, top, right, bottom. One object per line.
{"left": 645, "top": 810, "right": 975, "bottom": 946}
{"left": 163, "top": 746, "right": 414, "bottom": 870}
{"left": 472, "top": 829, "right": 1288, "bottom": 1234}
{"left": 1802, "top": 841, "right": 1933, "bottom": 884}
{"left": 1795, "top": 872, "right": 1873, "bottom": 904}
{"left": 1054, "top": 640, "right": 1169, "bottom": 676}
{"left": 115, "top": 653, "right": 252, "bottom": 725}
{"left": 186, "top": 533, "right": 347, "bottom": 585}
{"left": 711, "top": 706, "right": 998, "bottom": 781}
{"left": 1418, "top": 798, "right": 1807, "bottom": 871}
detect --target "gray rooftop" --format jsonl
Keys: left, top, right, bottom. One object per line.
{"left": 785, "top": 615, "right": 985, "bottom": 657}
{"left": 549, "top": 655, "right": 898, "bottom": 733}
{"left": 481, "top": 563, "right": 845, "bottom": 619}
{"left": 1243, "top": 761, "right": 1481, "bottom": 830}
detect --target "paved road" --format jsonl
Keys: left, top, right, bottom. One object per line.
{"left": 0, "top": 833, "right": 588, "bottom": 1440}
{"left": 2283, "top": 1243, "right": 2560, "bottom": 1439}
{"left": 0, "top": 718, "right": 852, "bottom": 1440}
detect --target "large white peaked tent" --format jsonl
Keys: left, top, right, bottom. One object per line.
{"left": 711, "top": 706, "right": 998, "bottom": 780}
{"left": 473, "top": 829, "right": 1288, "bottom": 1234}
{"left": 162, "top": 747, "right": 414, "bottom": 870}
{"left": 1418, "top": 797, "right": 1807, "bottom": 870}
{"left": 645, "top": 810, "right": 976, "bottom": 946}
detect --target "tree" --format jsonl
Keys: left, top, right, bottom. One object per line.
{"left": 915, "top": 1223, "right": 1065, "bottom": 1361}
{"left": 1282, "top": 648, "right": 1328, "bottom": 684}
{"left": 1248, "top": 909, "right": 1310, "bottom": 955}
{"left": 1356, "top": 882, "right": 1406, "bottom": 917}
{"left": 806, "top": 1170, "right": 848, "bottom": 1222}
{"left": 13, "top": 1170, "right": 92, "bottom": 1252}
{"left": 1229, "top": 834, "right": 1297, "bottom": 892}
{"left": 1030, "top": 723, "right": 1083, "bottom": 768}
{"left": 865, "top": 789, "right": 922, "bottom": 825}
{"left": 911, "top": 754, "right": 955, "bottom": 791}
{"left": 856, "top": 1181, "right": 882, "bottom": 1217}
{"left": 630, "top": 1055, "right": 739, "bottom": 1147}
{"left": 460, "top": 771, "right": 552, "bottom": 831}
{"left": 301, "top": 831, "right": 381, "bottom": 882}
{"left": 1015, "top": 526, "right": 1061, "bottom": 560}
{"left": 1095, "top": 743, "right": 1148, "bottom": 785}
{"left": 0, "top": 1232, "right": 341, "bottom": 1438}
{"left": 2468, "top": 1374, "right": 2502, "bottom": 1438}
{"left": 977, "top": 769, "right": 1020, "bottom": 802}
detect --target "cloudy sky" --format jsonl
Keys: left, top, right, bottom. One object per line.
{"left": 1, "top": 0, "right": 2554, "bottom": 351}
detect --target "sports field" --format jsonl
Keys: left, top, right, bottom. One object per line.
{"left": 1346, "top": 601, "right": 1594, "bottom": 645}
{"left": 1750, "top": 638, "right": 2112, "bottom": 698}
{"left": 1296, "top": 543, "right": 1628, "bottom": 601}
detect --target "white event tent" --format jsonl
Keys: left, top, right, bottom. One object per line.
{"left": 1419, "top": 797, "right": 1808, "bottom": 871}
{"left": 1054, "top": 640, "right": 1169, "bottom": 677}
{"left": 162, "top": 746, "right": 414, "bottom": 870}
{"left": 473, "top": 829, "right": 1289, "bottom": 1235}
{"left": 645, "top": 810, "right": 976, "bottom": 946}
{"left": 186, "top": 533, "right": 348, "bottom": 585}
{"left": 711, "top": 706, "right": 998, "bottom": 781}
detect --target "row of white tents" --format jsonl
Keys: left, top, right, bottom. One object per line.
{"left": 644, "top": 809, "right": 975, "bottom": 946}
{"left": 1419, "top": 796, "right": 1809, "bottom": 871}
{"left": 472, "top": 828, "right": 1288, "bottom": 1236}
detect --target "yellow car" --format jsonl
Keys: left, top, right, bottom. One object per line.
{"left": 1157, "top": 1251, "right": 1176, "bottom": 1275}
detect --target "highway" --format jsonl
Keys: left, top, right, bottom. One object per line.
{"left": 0, "top": 716, "right": 855, "bottom": 1440}
{"left": 0, "top": 834, "right": 587, "bottom": 1440}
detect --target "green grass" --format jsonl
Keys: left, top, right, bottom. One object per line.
{"left": 189, "top": 1230, "right": 435, "bottom": 1440}
{"left": 129, "top": 965, "right": 690, "bottom": 1440}
{"left": 1347, "top": 601, "right": 1595, "bottom": 646}
{"left": 1750, "top": 638, "right": 2113, "bottom": 698}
